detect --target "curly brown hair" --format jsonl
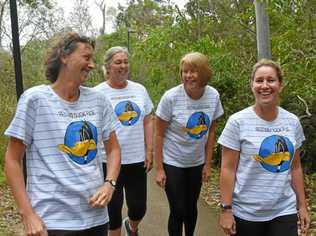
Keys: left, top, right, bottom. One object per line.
{"left": 45, "top": 32, "right": 95, "bottom": 83}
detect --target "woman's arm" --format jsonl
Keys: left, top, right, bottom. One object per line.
{"left": 202, "top": 120, "right": 217, "bottom": 182}
{"left": 89, "top": 131, "right": 121, "bottom": 208}
{"left": 5, "top": 137, "right": 47, "bottom": 236}
{"left": 291, "top": 149, "right": 310, "bottom": 234}
{"left": 154, "top": 116, "right": 169, "bottom": 189}
{"left": 219, "top": 146, "right": 240, "bottom": 236}
{"left": 143, "top": 114, "right": 154, "bottom": 172}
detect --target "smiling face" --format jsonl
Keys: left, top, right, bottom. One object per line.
{"left": 62, "top": 42, "right": 95, "bottom": 85}
{"left": 106, "top": 52, "right": 129, "bottom": 84}
{"left": 181, "top": 62, "right": 206, "bottom": 99}
{"left": 251, "top": 65, "right": 283, "bottom": 108}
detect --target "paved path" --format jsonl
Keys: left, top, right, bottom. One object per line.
{"left": 123, "top": 170, "right": 224, "bottom": 236}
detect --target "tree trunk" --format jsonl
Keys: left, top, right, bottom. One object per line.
{"left": 254, "top": 0, "right": 271, "bottom": 60}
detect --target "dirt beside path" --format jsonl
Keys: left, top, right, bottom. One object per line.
{"left": 0, "top": 185, "right": 23, "bottom": 236}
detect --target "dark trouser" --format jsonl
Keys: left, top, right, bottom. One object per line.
{"left": 103, "top": 162, "right": 147, "bottom": 230}
{"left": 164, "top": 163, "right": 203, "bottom": 236}
{"left": 48, "top": 223, "right": 108, "bottom": 236}
{"left": 234, "top": 214, "right": 298, "bottom": 236}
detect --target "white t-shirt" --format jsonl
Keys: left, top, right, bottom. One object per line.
{"left": 5, "top": 85, "right": 119, "bottom": 230}
{"left": 218, "top": 106, "right": 305, "bottom": 221}
{"left": 94, "top": 80, "right": 153, "bottom": 164}
{"left": 156, "top": 84, "right": 223, "bottom": 168}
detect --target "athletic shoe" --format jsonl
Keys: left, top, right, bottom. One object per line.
{"left": 123, "top": 217, "right": 139, "bottom": 236}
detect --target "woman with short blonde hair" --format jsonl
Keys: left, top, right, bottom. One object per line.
{"left": 155, "top": 52, "right": 223, "bottom": 236}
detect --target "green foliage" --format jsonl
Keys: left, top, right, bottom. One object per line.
{"left": 0, "top": 0, "right": 315, "bottom": 178}
{"left": 0, "top": 50, "right": 16, "bottom": 181}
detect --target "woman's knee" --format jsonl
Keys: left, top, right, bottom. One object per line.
{"left": 128, "top": 201, "right": 147, "bottom": 220}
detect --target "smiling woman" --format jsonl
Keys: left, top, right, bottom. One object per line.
{"left": 218, "top": 59, "right": 310, "bottom": 236}
{"left": 4, "top": 32, "right": 121, "bottom": 235}
{"left": 155, "top": 52, "right": 223, "bottom": 236}
{"left": 94, "top": 46, "right": 154, "bottom": 236}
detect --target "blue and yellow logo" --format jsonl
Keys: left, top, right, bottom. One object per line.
{"left": 253, "top": 135, "right": 294, "bottom": 173}
{"left": 115, "top": 100, "right": 141, "bottom": 126}
{"left": 184, "top": 112, "right": 210, "bottom": 139}
{"left": 58, "top": 121, "right": 98, "bottom": 165}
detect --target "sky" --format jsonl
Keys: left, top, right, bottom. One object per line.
{"left": 55, "top": 0, "right": 188, "bottom": 33}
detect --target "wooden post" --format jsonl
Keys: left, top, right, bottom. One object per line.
{"left": 254, "top": 0, "right": 271, "bottom": 59}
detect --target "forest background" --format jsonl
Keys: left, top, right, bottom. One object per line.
{"left": 0, "top": 0, "right": 315, "bottom": 234}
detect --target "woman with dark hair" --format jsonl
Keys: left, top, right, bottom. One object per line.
{"left": 155, "top": 52, "right": 223, "bottom": 236}
{"left": 218, "top": 59, "right": 310, "bottom": 236}
{"left": 4, "top": 32, "right": 121, "bottom": 235}
{"left": 94, "top": 46, "right": 153, "bottom": 236}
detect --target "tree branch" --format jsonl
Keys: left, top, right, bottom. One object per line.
{"left": 297, "top": 95, "right": 312, "bottom": 120}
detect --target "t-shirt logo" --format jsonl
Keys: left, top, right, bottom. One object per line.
{"left": 253, "top": 135, "right": 294, "bottom": 173}
{"left": 115, "top": 100, "right": 141, "bottom": 126}
{"left": 184, "top": 112, "right": 210, "bottom": 139}
{"left": 58, "top": 121, "right": 98, "bottom": 165}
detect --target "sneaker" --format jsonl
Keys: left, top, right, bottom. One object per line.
{"left": 123, "top": 217, "right": 139, "bottom": 236}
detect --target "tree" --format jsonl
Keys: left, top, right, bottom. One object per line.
{"left": 0, "top": 0, "right": 64, "bottom": 50}
{"left": 95, "top": 0, "right": 117, "bottom": 35}
{"left": 68, "top": 0, "right": 96, "bottom": 36}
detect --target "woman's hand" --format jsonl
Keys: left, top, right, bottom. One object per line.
{"left": 155, "top": 168, "right": 166, "bottom": 189}
{"left": 22, "top": 210, "right": 47, "bottom": 236}
{"left": 202, "top": 164, "right": 211, "bottom": 182}
{"left": 219, "top": 210, "right": 236, "bottom": 235}
{"left": 89, "top": 183, "right": 115, "bottom": 208}
{"left": 298, "top": 206, "right": 310, "bottom": 234}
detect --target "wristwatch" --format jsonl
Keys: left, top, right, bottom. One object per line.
{"left": 220, "top": 203, "right": 232, "bottom": 211}
{"left": 105, "top": 179, "right": 116, "bottom": 188}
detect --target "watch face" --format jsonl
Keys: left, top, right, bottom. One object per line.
{"left": 106, "top": 179, "right": 116, "bottom": 187}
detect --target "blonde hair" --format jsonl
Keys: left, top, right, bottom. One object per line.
{"left": 179, "top": 52, "right": 212, "bottom": 87}
{"left": 251, "top": 59, "right": 283, "bottom": 82}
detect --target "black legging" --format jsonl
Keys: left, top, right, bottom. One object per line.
{"left": 103, "top": 162, "right": 147, "bottom": 230}
{"left": 234, "top": 214, "right": 298, "bottom": 236}
{"left": 164, "top": 163, "right": 203, "bottom": 236}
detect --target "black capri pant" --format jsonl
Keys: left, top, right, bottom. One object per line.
{"left": 103, "top": 162, "right": 147, "bottom": 230}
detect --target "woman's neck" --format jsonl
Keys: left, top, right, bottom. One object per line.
{"left": 51, "top": 79, "right": 80, "bottom": 102}
{"left": 253, "top": 104, "right": 278, "bottom": 121}
{"left": 184, "top": 86, "right": 205, "bottom": 100}
{"left": 106, "top": 78, "right": 128, "bottom": 89}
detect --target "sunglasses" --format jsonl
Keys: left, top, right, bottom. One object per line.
{"left": 63, "top": 35, "right": 95, "bottom": 52}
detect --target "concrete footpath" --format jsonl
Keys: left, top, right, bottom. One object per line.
{"left": 123, "top": 170, "right": 224, "bottom": 236}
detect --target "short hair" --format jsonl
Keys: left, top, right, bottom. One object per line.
{"left": 179, "top": 52, "right": 212, "bottom": 87}
{"left": 103, "top": 46, "right": 129, "bottom": 76}
{"left": 45, "top": 32, "right": 95, "bottom": 83}
{"left": 251, "top": 59, "right": 283, "bottom": 82}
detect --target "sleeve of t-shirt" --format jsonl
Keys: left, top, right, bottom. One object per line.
{"left": 143, "top": 86, "right": 154, "bottom": 115}
{"left": 294, "top": 118, "right": 305, "bottom": 149}
{"left": 4, "top": 92, "right": 36, "bottom": 146}
{"left": 156, "top": 91, "right": 172, "bottom": 122}
{"left": 217, "top": 116, "right": 241, "bottom": 151}
{"left": 101, "top": 96, "right": 120, "bottom": 141}
{"left": 213, "top": 92, "right": 224, "bottom": 120}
